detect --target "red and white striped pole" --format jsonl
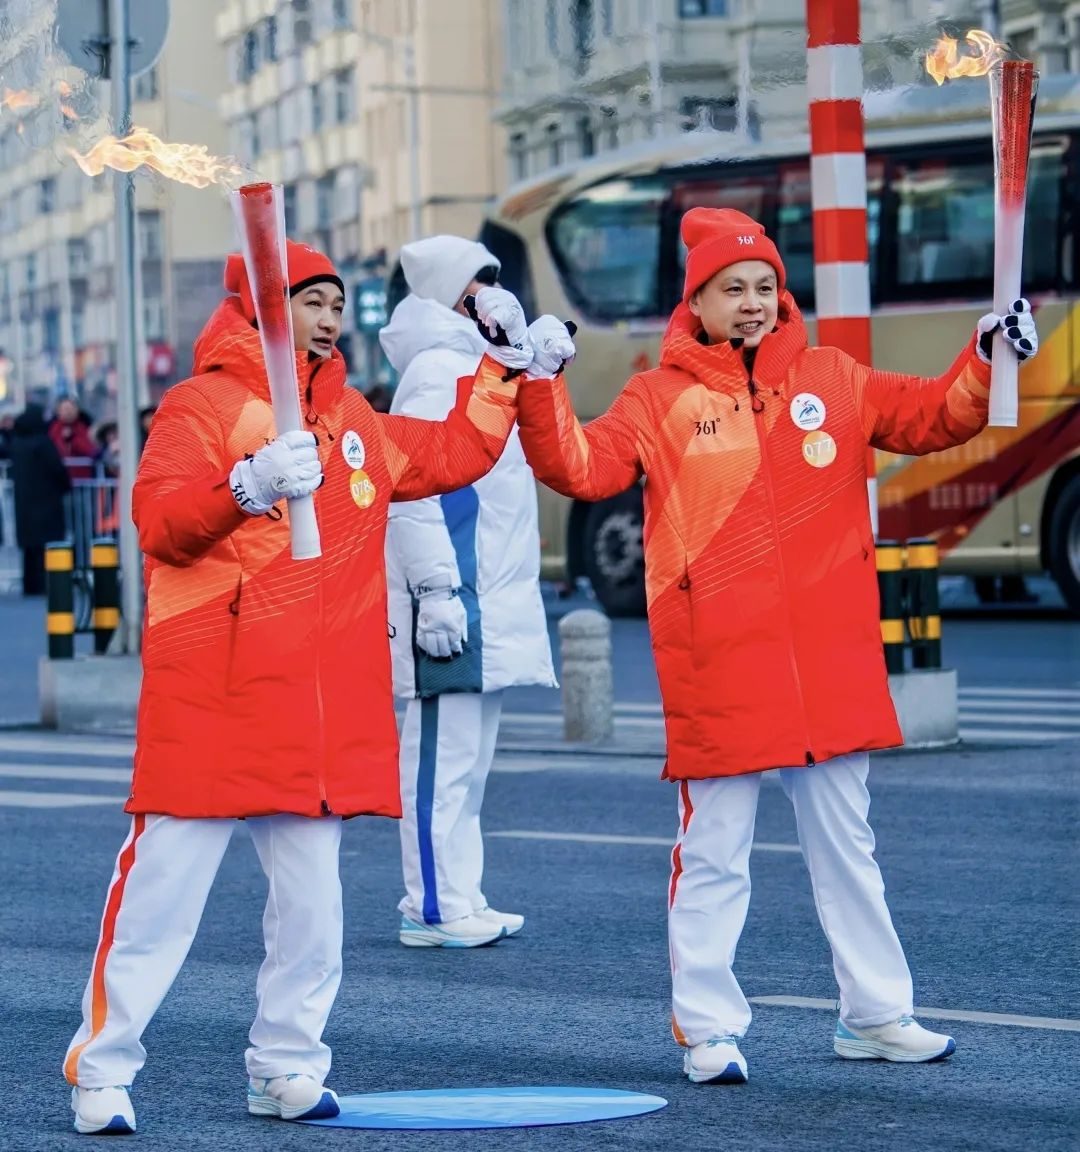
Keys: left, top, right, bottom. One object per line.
{"left": 806, "top": 1, "right": 878, "bottom": 533}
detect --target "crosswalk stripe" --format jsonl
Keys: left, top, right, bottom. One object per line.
{"left": 959, "top": 710, "right": 1080, "bottom": 726}
{"left": 959, "top": 727, "right": 1080, "bottom": 743}
{"left": 0, "top": 790, "right": 126, "bottom": 808}
{"left": 960, "top": 700, "right": 1080, "bottom": 714}
{"left": 0, "top": 764, "right": 131, "bottom": 783}
{"left": 0, "top": 734, "right": 132, "bottom": 759}
{"left": 959, "top": 687, "right": 1080, "bottom": 700}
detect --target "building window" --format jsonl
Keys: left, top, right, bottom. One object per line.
{"left": 310, "top": 83, "right": 323, "bottom": 132}
{"left": 679, "top": 0, "right": 728, "bottom": 14}
{"left": 332, "top": 0, "right": 351, "bottom": 28}
{"left": 138, "top": 211, "right": 163, "bottom": 260}
{"left": 38, "top": 178, "right": 56, "bottom": 215}
{"left": 577, "top": 116, "right": 595, "bottom": 158}
{"left": 510, "top": 131, "right": 527, "bottom": 182}
{"left": 283, "top": 185, "right": 298, "bottom": 232}
{"left": 334, "top": 70, "right": 353, "bottom": 124}
{"left": 264, "top": 15, "right": 278, "bottom": 62}
{"left": 601, "top": 0, "right": 614, "bottom": 35}
{"left": 133, "top": 67, "right": 158, "bottom": 101}
{"left": 571, "top": 0, "right": 594, "bottom": 72}
{"left": 316, "top": 173, "right": 335, "bottom": 230}
{"left": 242, "top": 29, "right": 259, "bottom": 79}
{"left": 545, "top": 0, "right": 559, "bottom": 52}
{"left": 546, "top": 122, "right": 562, "bottom": 167}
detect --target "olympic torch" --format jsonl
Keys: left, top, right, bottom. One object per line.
{"left": 926, "top": 31, "right": 1040, "bottom": 428}
{"left": 230, "top": 183, "right": 321, "bottom": 560}
{"left": 987, "top": 60, "right": 1039, "bottom": 426}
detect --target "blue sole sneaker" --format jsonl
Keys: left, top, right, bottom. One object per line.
{"left": 683, "top": 1036, "right": 749, "bottom": 1084}
{"left": 834, "top": 1016, "right": 956, "bottom": 1063}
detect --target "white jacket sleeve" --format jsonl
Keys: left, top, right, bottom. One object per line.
{"left": 386, "top": 350, "right": 464, "bottom": 592}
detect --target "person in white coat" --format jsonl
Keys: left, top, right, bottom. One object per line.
{"left": 381, "top": 236, "right": 558, "bottom": 948}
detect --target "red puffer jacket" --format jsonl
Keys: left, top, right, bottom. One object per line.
{"left": 517, "top": 296, "right": 990, "bottom": 780}
{"left": 127, "top": 298, "right": 518, "bottom": 818}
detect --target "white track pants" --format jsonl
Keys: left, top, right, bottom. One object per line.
{"left": 669, "top": 753, "right": 913, "bottom": 1046}
{"left": 398, "top": 691, "right": 503, "bottom": 924}
{"left": 64, "top": 812, "right": 343, "bottom": 1088}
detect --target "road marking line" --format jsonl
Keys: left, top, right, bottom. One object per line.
{"left": 959, "top": 687, "right": 1080, "bottom": 699}
{"left": 0, "top": 735, "right": 133, "bottom": 758}
{"left": 750, "top": 995, "right": 1080, "bottom": 1032}
{"left": 0, "top": 790, "right": 126, "bottom": 808}
{"left": 958, "top": 709, "right": 1080, "bottom": 724}
{"left": 488, "top": 830, "right": 801, "bottom": 853}
{"left": 0, "top": 764, "right": 131, "bottom": 783}
{"left": 959, "top": 727, "right": 1080, "bottom": 742}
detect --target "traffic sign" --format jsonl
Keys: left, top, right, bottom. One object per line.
{"left": 55, "top": 0, "right": 170, "bottom": 80}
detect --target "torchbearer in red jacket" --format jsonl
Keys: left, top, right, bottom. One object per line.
{"left": 62, "top": 244, "right": 536, "bottom": 1135}
{"left": 513, "top": 207, "right": 1039, "bottom": 1084}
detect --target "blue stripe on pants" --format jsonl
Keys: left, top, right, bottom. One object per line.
{"left": 417, "top": 696, "right": 441, "bottom": 924}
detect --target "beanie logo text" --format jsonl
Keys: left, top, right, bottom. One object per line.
{"left": 736, "top": 235, "right": 756, "bottom": 245}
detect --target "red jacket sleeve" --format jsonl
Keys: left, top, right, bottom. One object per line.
{"left": 515, "top": 373, "right": 647, "bottom": 501}
{"left": 132, "top": 384, "right": 247, "bottom": 567}
{"left": 379, "top": 353, "right": 519, "bottom": 501}
{"left": 849, "top": 338, "right": 991, "bottom": 456}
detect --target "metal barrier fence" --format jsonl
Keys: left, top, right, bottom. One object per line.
{"left": 876, "top": 538, "right": 942, "bottom": 672}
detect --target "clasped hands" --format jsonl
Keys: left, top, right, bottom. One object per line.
{"left": 471, "top": 286, "right": 577, "bottom": 379}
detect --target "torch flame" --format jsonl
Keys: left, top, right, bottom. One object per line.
{"left": 67, "top": 127, "right": 243, "bottom": 190}
{"left": 925, "top": 29, "right": 1007, "bottom": 85}
{"left": 1, "top": 87, "right": 38, "bottom": 112}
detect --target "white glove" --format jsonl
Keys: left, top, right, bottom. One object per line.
{"left": 976, "top": 298, "right": 1039, "bottom": 366}
{"left": 415, "top": 588, "right": 468, "bottom": 659}
{"left": 525, "top": 315, "right": 577, "bottom": 380}
{"left": 229, "top": 430, "right": 322, "bottom": 515}
{"left": 473, "top": 285, "right": 534, "bottom": 371}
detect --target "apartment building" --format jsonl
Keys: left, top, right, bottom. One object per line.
{"left": 215, "top": 0, "right": 503, "bottom": 380}
{"left": 497, "top": 0, "right": 1080, "bottom": 185}
{"left": 0, "top": 0, "right": 234, "bottom": 414}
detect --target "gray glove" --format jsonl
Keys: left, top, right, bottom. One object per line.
{"left": 230, "top": 430, "right": 322, "bottom": 515}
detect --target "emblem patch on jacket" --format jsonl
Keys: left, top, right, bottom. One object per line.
{"left": 790, "top": 393, "right": 826, "bottom": 431}
{"left": 342, "top": 429, "right": 366, "bottom": 469}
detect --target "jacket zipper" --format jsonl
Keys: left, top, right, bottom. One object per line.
{"left": 747, "top": 378, "right": 816, "bottom": 767}
{"left": 304, "top": 375, "right": 331, "bottom": 814}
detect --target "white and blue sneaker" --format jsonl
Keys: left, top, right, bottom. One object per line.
{"left": 475, "top": 907, "right": 525, "bottom": 937}
{"left": 399, "top": 912, "right": 506, "bottom": 948}
{"left": 683, "top": 1035, "right": 749, "bottom": 1084}
{"left": 71, "top": 1085, "right": 136, "bottom": 1135}
{"left": 247, "top": 1074, "right": 340, "bottom": 1121}
{"left": 834, "top": 1015, "right": 956, "bottom": 1063}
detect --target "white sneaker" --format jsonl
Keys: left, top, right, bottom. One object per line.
{"left": 71, "top": 1085, "right": 136, "bottom": 1135}
{"left": 247, "top": 1074, "right": 340, "bottom": 1121}
{"left": 475, "top": 906, "right": 525, "bottom": 937}
{"left": 399, "top": 912, "right": 506, "bottom": 948}
{"left": 683, "top": 1035, "right": 749, "bottom": 1084}
{"left": 834, "top": 1015, "right": 956, "bottom": 1062}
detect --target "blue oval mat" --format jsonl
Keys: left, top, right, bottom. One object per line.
{"left": 300, "top": 1086, "right": 668, "bottom": 1130}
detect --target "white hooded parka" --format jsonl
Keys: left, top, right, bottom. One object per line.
{"left": 381, "top": 293, "right": 556, "bottom": 698}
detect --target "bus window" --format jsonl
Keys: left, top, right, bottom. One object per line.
{"left": 889, "top": 142, "right": 1066, "bottom": 297}
{"left": 546, "top": 178, "right": 667, "bottom": 320}
{"left": 892, "top": 155, "right": 995, "bottom": 289}
{"left": 477, "top": 219, "right": 537, "bottom": 320}
{"left": 774, "top": 159, "right": 885, "bottom": 308}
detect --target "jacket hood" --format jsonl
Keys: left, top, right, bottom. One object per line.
{"left": 13, "top": 405, "right": 47, "bottom": 436}
{"left": 659, "top": 290, "right": 808, "bottom": 396}
{"left": 192, "top": 297, "right": 346, "bottom": 414}
{"left": 378, "top": 293, "right": 489, "bottom": 375}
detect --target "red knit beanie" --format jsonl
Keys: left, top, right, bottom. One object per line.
{"left": 681, "top": 207, "right": 786, "bottom": 301}
{"left": 224, "top": 240, "right": 345, "bottom": 324}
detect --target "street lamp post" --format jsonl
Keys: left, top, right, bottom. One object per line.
{"left": 109, "top": 0, "right": 144, "bottom": 653}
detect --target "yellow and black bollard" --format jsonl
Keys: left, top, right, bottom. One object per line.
{"left": 45, "top": 541, "right": 75, "bottom": 660}
{"left": 91, "top": 537, "right": 120, "bottom": 655}
{"left": 876, "top": 539, "right": 905, "bottom": 674}
{"left": 906, "top": 537, "right": 941, "bottom": 669}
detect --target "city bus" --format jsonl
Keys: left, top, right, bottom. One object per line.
{"left": 472, "top": 72, "right": 1080, "bottom": 617}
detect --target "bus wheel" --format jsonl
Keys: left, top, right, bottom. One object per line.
{"left": 1048, "top": 474, "right": 1080, "bottom": 614}
{"left": 582, "top": 489, "right": 646, "bottom": 618}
